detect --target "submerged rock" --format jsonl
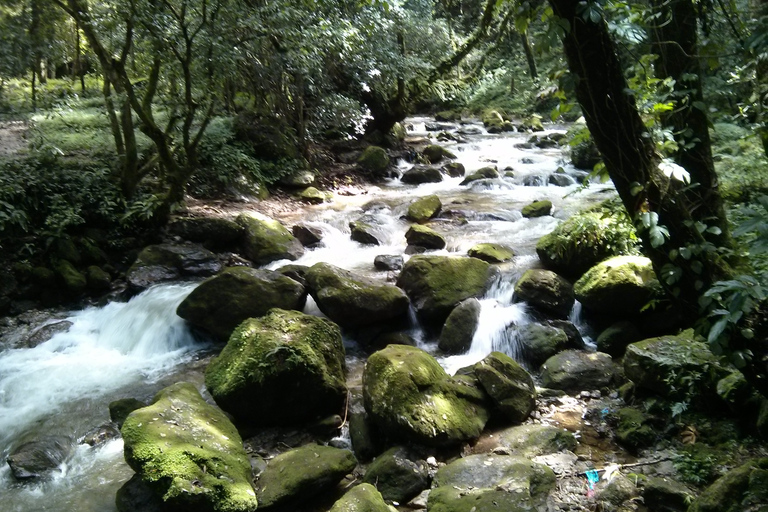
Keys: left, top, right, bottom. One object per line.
{"left": 460, "top": 166, "right": 499, "bottom": 185}
{"left": 440, "top": 162, "right": 465, "bottom": 177}
{"left": 574, "top": 255, "right": 660, "bottom": 317}
{"left": 521, "top": 200, "right": 552, "bottom": 218}
{"left": 7, "top": 436, "right": 73, "bottom": 480}
{"left": 405, "top": 224, "right": 446, "bottom": 250}
{"left": 236, "top": 212, "right": 304, "bottom": 265}
{"left": 205, "top": 309, "right": 347, "bottom": 426}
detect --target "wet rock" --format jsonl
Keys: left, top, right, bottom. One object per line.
{"left": 435, "top": 111, "right": 461, "bottom": 122}
{"left": 374, "top": 255, "right": 404, "bottom": 271}
{"left": 300, "top": 186, "right": 331, "bottom": 204}
{"left": 460, "top": 166, "right": 499, "bottom": 185}
{"left": 470, "top": 351, "right": 537, "bottom": 424}
{"left": 127, "top": 243, "right": 222, "bottom": 291}
{"left": 176, "top": 267, "right": 307, "bottom": 342}
{"left": 458, "top": 125, "right": 483, "bottom": 135}
{"left": 637, "top": 475, "right": 694, "bottom": 512}
{"left": 548, "top": 172, "right": 575, "bottom": 187}
{"left": 515, "top": 323, "right": 571, "bottom": 367}
{"left": 467, "top": 243, "right": 515, "bottom": 263}
{"left": 205, "top": 309, "right": 347, "bottom": 426}
{"left": 596, "top": 473, "right": 638, "bottom": 508}
{"left": 363, "top": 345, "right": 490, "bottom": 446}
{"left": 349, "top": 411, "right": 380, "bottom": 462}
{"left": 277, "top": 264, "right": 310, "bottom": 286}
{"left": 306, "top": 262, "right": 410, "bottom": 328}
{"left": 440, "top": 161, "right": 465, "bottom": 177}
{"left": 330, "top": 483, "right": 395, "bottom": 512}
{"left": 482, "top": 110, "right": 505, "bottom": 133}
{"left": 540, "top": 350, "right": 617, "bottom": 391}
{"left": 520, "top": 115, "right": 544, "bottom": 132}
{"left": 396, "top": 255, "right": 497, "bottom": 327}
{"left": 438, "top": 298, "right": 481, "bottom": 354}
{"left": 7, "top": 436, "right": 73, "bottom": 480}
{"left": 405, "top": 224, "right": 446, "bottom": 250}
{"left": 256, "top": 443, "right": 357, "bottom": 509}
{"left": 571, "top": 137, "right": 601, "bottom": 170}
{"left": 115, "top": 474, "right": 163, "bottom": 512}
{"left": 615, "top": 407, "right": 655, "bottom": 450}
{"left": 292, "top": 222, "right": 324, "bottom": 247}
{"left": 422, "top": 145, "right": 456, "bottom": 164}
{"left": 596, "top": 321, "right": 643, "bottom": 357}
{"left": 521, "top": 174, "right": 545, "bottom": 186}
{"left": 236, "top": 212, "right": 305, "bottom": 265}
{"left": 109, "top": 397, "right": 147, "bottom": 428}
{"left": 350, "top": 219, "right": 382, "bottom": 245}
{"left": 80, "top": 422, "right": 120, "bottom": 447}
{"left": 688, "top": 458, "right": 768, "bottom": 512}
{"left": 574, "top": 255, "right": 661, "bottom": 317}
{"left": 362, "top": 446, "right": 429, "bottom": 504}
{"left": 279, "top": 170, "right": 316, "bottom": 187}
{"left": 86, "top": 265, "right": 111, "bottom": 291}
{"left": 406, "top": 194, "right": 442, "bottom": 223}
{"left": 401, "top": 165, "right": 443, "bottom": 185}
{"left": 121, "top": 382, "right": 257, "bottom": 512}
{"left": 716, "top": 371, "right": 751, "bottom": 411}
{"left": 521, "top": 200, "right": 552, "bottom": 218}
{"left": 24, "top": 320, "right": 72, "bottom": 348}
{"left": 167, "top": 217, "right": 244, "bottom": 250}
{"left": 54, "top": 260, "right": 87, "bottom": 294}
{"left": 544, "top": 319, "right": 585, "bottom": 349}
{"left": 358, "top": 146, "right": 390, "bottom": 173}
{"left": 513, "top": 269, "right": 574, "bottom": 319}
{"left": 494, "top": 424, "right": 577, "bottom": 457}
{"left": 424, "top": 122, "right": 456, "bottom": 132}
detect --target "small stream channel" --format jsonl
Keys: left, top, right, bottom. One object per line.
{"left": 0, "top": 118, "right": 617, "bottom": 511}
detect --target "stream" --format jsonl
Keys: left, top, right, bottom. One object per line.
{"left": 0, "top": 118, "right": 616, "bottom": 511}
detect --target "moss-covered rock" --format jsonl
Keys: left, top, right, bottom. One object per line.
{"left": 362, "top": 447, "right": 429, "bottom": 504}
{"left": 540, "top": 350, "right": 617, "bottom": 391}
{"left": 350, "top": 219, "right": 382, "bottom": 246}
{"left": 471, "top": 352, "right": 536, "bottom": 424}
{"left": 440, "top": 162, "right": 466, "bottom": 177}
{"left": 515, "top": 323, "right": 571, "bottom": 367}
{"left": 716, "top": 371, "right": 750, "bottom": 411}
{"left": 109, "top": 398, "right": 147, "bottom": 428}
{"left": 615, "top": 407, "right": 655, "bottom": 450}
{"left": 330, "top": 484, "right": 396, "bottom": 512}
{"left": 460, "top": 166, "right": 500, "bottom": 185}
{"left": 299, "top": 186, "right": 331, "bottom": 204}
{"left": 422, "top": 145, "right": 456, "bottom": 164}
{"left": 176, "top": 267, "right": 307, "bottom": 342}
{"left": 495, "top": 424, "right": 577, "bottom": 457}
{"left": 688, "top": 458, "right": 768, "bottom": 512}
{"left": 637, "top": 475, "right": 694, "bottom": 512}
{"left": 405, "top": 224, "right": 446, "bottom": 250}
{"left": 306, "top": 262, "right": 410, "bottom": 328}
{"left": 573, "top": 255, "right": 660, "bottom": 316}
{"left": 467, "top": 243, "right": 515, "bottom": 263}
{"left": 438, "top": 298, "right": 481, "bottom": 354}
{"left": 396, "top": 255, "right": 497, "bottom": 327}
{"left": 596, "top": 321, "right": 643, "bottom": 357}
{"left": 53, "top": 260, "right": 86, "bottom": 294}
{"left": 86, "top": 265, "right": 111, "bottom": 291}
{"left": 521, "top": 200, "right": 552, "bottom": 218}
{"left": 401, "top": 165, "right": 444, "bottom": 185}
{"left": 256, "top": 443, "right": 357, "bottom": 510}
{"left": 429, "top": 454, "right": 555, "bottom": 512}
{"left": 121, "top": 382, "right": 257, "bottom": 512}
{"left": 236, "top": 212, "right": 304, "bottom": 265}
{"left": 520, "top": 115, "right": 544, "bottom": 132}
{"left": 205, "top": 309, "right": 347, "bottom": 425}
{"left": 571, "top": 136, "right": 601, "bottom": 170}
{"left": 358, "top": 146, "right": 390, "bottom": 173}
{"left": 407, "top": 195, "right": 442, "bottom": 223}
{"left": 513, "top": 269, "right": 574, "bottom": 319}
{"left": 349, "top": 411, "right": 380, "bottom": 462}
{"left": 363, "top": 345, "right": 490, "bottom": 446}
{"left": 127, "top": 243, "right": 223, "bottom": 291}
{"left": 482, "top": 110, "right": 505, "bottom": 133}
{"left": 167, "top": 217, "right": 245, "bottom": 250}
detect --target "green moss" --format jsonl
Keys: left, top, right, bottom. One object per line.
{"left": 423, "top": 145, "right": 456, "bottom": 163}
{"left": 358, "top": 146, "right": 390, "bottom": 173}
{"left": 521, "top": 200, "right": 552, "bottom": 218}
{"left": 496, "top": 424, "right": 576, "bottom": 457}
{"left": 299, "top": 186, "right": 330, "bottom": 204}
{"left": 53, "top": 259, "right": 86, "bottom": 293}
{"left": 573, "top": 255, "right": 661, "bottom": 316}
{"left": 467, "top": 243, "right": 514, "bottom": 263}
{"left": 407, "top": 194, "right": 442, "bottom": 223}
{"left": 405, "top": 224, "right": 446, "bottom": 249}
{"left": 330, "top": 483, "right": 394, "bottom": 512}
{"left": 460, "top": 166, "right": 499, "bottom": 185}
{"left": 615, "top": 407, "right": 655, "bottom": 450}
{"left": 235, "top": 212, "right": 303, "bottom": 265}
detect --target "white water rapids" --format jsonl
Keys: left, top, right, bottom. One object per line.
{"left": 0, "top": 117, "right": 616, "bottom": 511}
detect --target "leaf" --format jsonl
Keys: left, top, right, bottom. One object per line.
{"left": 629, "top": 181, "right": 644, "bottom": 196}
{"left": 708, "top": 316, "right": 729, "bottom": 344}
{"left": 659, "top": 159, "right": 690, "bottom": 184}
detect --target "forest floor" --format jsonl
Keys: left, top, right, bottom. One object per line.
{"left": 0, "top": 120, "right": 27, "bottom": 157}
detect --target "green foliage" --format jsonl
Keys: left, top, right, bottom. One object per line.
{"left": 674, "top": 447, "right": 722, "bottom": 487}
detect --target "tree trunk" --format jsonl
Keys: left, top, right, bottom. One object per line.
{"left": 520, "top": 30, "right": 537, "bottom": 79}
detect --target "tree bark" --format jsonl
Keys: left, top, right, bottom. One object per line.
{"left": 520, "top": 30, "right": 537, "bottom": 79}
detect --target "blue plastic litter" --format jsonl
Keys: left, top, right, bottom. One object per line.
{"left": 585, "top": 469, "right": 600, "bottom": 489}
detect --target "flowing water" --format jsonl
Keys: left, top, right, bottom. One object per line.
{"left": 0, "top": 118, "right": 616, "bottom": 511}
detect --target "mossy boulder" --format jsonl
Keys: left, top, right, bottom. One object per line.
{"left": 615, "top": 407, "right": 656, "bottom": 450}
{"left": 256, "top": 443, "right": 357, "bottom": 510}
{"left": 86, "top": 265, "right": 111, "bottom": 291}
{"left": 405, "top": 224, "right": 446, "bottom": 250}
{"left": 571, "top": 136, "right": 601, "bottom": 170}
{"left": 109, "top": 398, "right": 147, "bottom": 428}
{"left": 520, "top": 115, "right": 544, "bottom": 132}
{"left": 521, "top": 200, "right": 552, "bottom": 218}
{"left": 299, "top": 186, "right": 331, "bottom": 204}
{"left": 205, "top": 309, "right": 347, "bottom": 425}
{"left": 438, "top": 298, "right": 481, "bottom": 354}
{"left": 422, "top": 145, "right": 456, "bottom": 164}
{"left": 236, "top": 212, "right": 304, "bottom": 265}
{"left": 350, "top": 219, "right": 382, "bottom": 246}
{"left": 688, "top": 458, "right": 768, "bottom": 512}
{"left": 441, "top": 162, "right": 466, "bottom": 177}
{"left": 305, "top": 262, "right": 410, "bottom": 328}
{"left": 53, "top": 260, "right": 87, "bottom": 294}
{"left": 716, "top": 371, "right": 750, "bottom": 411}
{"left": 495, "top": 424, "right": 577, "bottom": 457}
{"left": 514, "top": 323, "right": 571, "bottom": 367}
{"left": 396, "top": 255, "right": 497, "bottom": 327}
{"left": 176, "top": 267, "right": 306, "bottom": 342}
{"left": 330, "top": 484, "right": 396, "bottom": 512}
{"left": 363, "top": 345, "right": 490, "bottom": 447}
{"left": 482, "top": 110, "right": 505, "bottom": 133}
{"left": 358, "top": 146, "right": 390, "bottom": 173}
{"left": 513, "top": 269, "right": 574, "bottom": 319}
{"left": 429, "top": 454, "right": 556, "bottom": 512}
{"left": 636, "top": 475, "right": 694, "bottom": 512}
{"left": 540, "top": 350, "right": 617, "bottom": 391}
{"left": 121, "top": 382, "right": 257, "bottom": 512}
{"left": 127, "top": 243, "right": 223, "bottom": 291}
{"left": 573, "top": 255, "right": 660, "bottom": 316}
{"left": 460, "top": 166, "right": 500, "bottom": 185}
{"left": 407, "top": 195, "right": 442, "bottom": 223}
{"left": 470, "top": 352, "right": 536, "bottom": 424}
{"left": 401, "top": 165, "right": 444, "bottom": 185}
{"left": 467, "top": 243, "right": 515, "bottom": 263}
{"left": 596, "top": 321, "right": 643, "bottom": 357}
{"left": 362, "top": 447, "right": 429, "bottom": 504}
{"left": 167, "top": 217, "right": 244, "bottom": 250}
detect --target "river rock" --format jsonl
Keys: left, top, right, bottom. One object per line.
{"left": 358, "top": 146, "right": 390, "bottom": 174}
{"left": 428, "top": 454, "right": 556, "bottom": 512}
{"left": 440, "top": 162, "right": 465, "bottom": 177}
{"left": 362, "top": 446, "right": 429, "bottom": 504}
{"left": 7, "top": 436, "right": 73, "bottom": 480}
{"left": 205, "top": 309, "right": 347, "bottom": 425}
{"left": 637, "top": 475, "right": 695, "bottom": 512}
{"left": 363, "top": 345, "right": 490, "bottom": 446}
{"left": 279, "top": 169, "right": 316, "bottom": 187}
{"left": 374, "top": 255, "right": 404, "bottom": 271}
{"left": 574, "top": 255, "right": 661, "bottom": 317}
{"left": 401, "top": 165, "right": 443, "bottom": 185}
{"left": 470, "top": 351, "right": 537, "bottom": 424}
{"left": 688, "top": 458, "right": 768, "bottom": 512}
{"left": 571, "top": 137, "right": 601, "bottom": 170}
{"left": 467, "top": 243, "right": 515, "bottom": 263}
{"left": 300, "top": 186, "right": 330, "bottom": 204}
{"left": 121, "top": 382, "right": 257, "bottom": 512}
{"left": 292, "top": 222, "right": 324, "bottom": 246}
{"left": 236, "top": 211, "right": 304, "bottom": 265}
{"left": 85, "top": 265, "right": 111, "bottom": 291}
{"left": 615, "top": 407, "right": 655, "bottom": 450}
{"left": 396, "top": 255, "right": 497, "bottom": 327}
{"left": 422, "top": 144, "right": 456, "bottom": 163}
{"left": 521, "top": 200, "right": 552, "bottom": 218}
{"left": 350, "top": 219, "right": 382, "bottom": 245}
{"left": 349, "top": 411, "right": 380, "bottom": 462}
{"left": 513, "top": 269, "right": 574, "bottom": 319}
{"left": 330, "top": 483, "right": 395, "bottom": 512}
{"left": 596, "top": 321, "right": 643, "bottom": 357}
{"left": 80, "top": 422, "right": 121, "bottom": 447}
{"left": 306, "top": 262, "right": 410, "bottom": 328}
{"left": 405, "top": 224, "right": 446, "bottom": 250}
{"left": 460, "top": 166, "right": 499, "bottom": 185}
{"left": 540, "top": 350, "right": 617, "bottom": 391}
{"left": 515, "top": 323, "right": 571, "bottom": 367}
{"left": 406, "top": 194, "right": 442, "bottom": 223}
{"left": 176, "top": 266, "right": 307, "bottom": 342}
{"left": 167, "top": 217, "right": 244, "bottom": 250}
{"left": 548, "top": 172, "right": 575, "bottom": 187}
{"left": 109, "top": 397, "right": 147, "bottom": 428}
{"left": 438, "top": 298, "right": 481, "bottom": 354}
{"left": 494, "top": 424, "right": 577, "bottom": 457}
{"left": 596, "top": 473, "right": 639, "bottom": 507}
{"left": 482, "top": 110, "right": 504, "bottom": 132}
{"left": 256, "top": 443, "right": 357, "bottom": 509}
{"left": 127, "top": 243, "right": 222, "bottom": 291}
{"left": 54, "top": 259, "right": 86, "bottom": 294}
{"left": 116, "top": 474, "right": 164, "bottom": 512}
{"left": 24, "top": 319, "right": 73, "bottom": 348}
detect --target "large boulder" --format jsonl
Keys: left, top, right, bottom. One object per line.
{"left": 350, "top": 219, "right": 383, "bottom": 246}
{"left": 358, "top": 146, "right": 390, "bottom": 174}
{"left": 460, "top": 166, "right": 499, "bottom": 185}
{"left": 167, "top": 217, "right": 244, "bottom": 250}
{"left": 401, "top": 165, "right": 444, "bottom": 185}
{"left": 236, "top": 212, "right": 304, "bottom": 265}
{"left": 540, "top": 350, "right": 617, "bottom": 391}
{"left": 127, "top": 243, "right": 222, "bottom": 291}
{"left": 573, "top": 255, "right": 660, "bottom": 317}
{"left": 422, "top": 144, "right": 456, "bottom": 163}
{"left": 256, "top": 444, "right": 357, "bottom": 510}
{"left": 6, "top": 436, "right": 73, "bottom": 480}
{"left": 615, "top": 407, "right": 656, "bottom": 450}
{"left": 406, "top": 195, "right": 442, "bottom": 223}
{"left": 121, "top": 382, "right": 258, "bottom": 512}
{"left": 305, "top": 262, "right": 410, "bottom": 329}
{"left": 176, "top": 267, "right": 307, "bottom": 342}
{"left": 396, "top": 255, "right": 497, "bottom": 327}
{"left": 292, "top": 222, "right": 324, "bottom": 247}
{"left": 596, "top": 321, "right": 643, "bottom": 357}
{"left": 467, "top": 243, "right": 515, "bottom": 263}
{"left": 205, "top": 309, "right": 347, "bottom": 425}
{"left": 363, "top": 345, "right": 490, "bottom": 446}
{"left": 521, "top": 200, "right": 552, "bottom": 218}
{"left": 494, "top": 424, "right": 577, "bottom": 457}
{"left": 470, "top": 352, "right": 537, "bottom": 424}
{"left": 438, "top": 298, "right": 481, "bottom": 354}
{"left": 513, "top": 269, "right": 574, "bottom": 319}
{"left": 428, "top": 454, "right": 556, "bottom": 512}
{"left": 515, "top": 323, "right": 571, "bottom": 367}
{"left": 405, "top": 224, "right": 446, "bottom": 250}
{"left": 362, "top": 447, "right": 429, "bottom": 504}
{"left": 440, "top": 162, "right": 465, "bottom": 177}
{"left": 688, "top": 458, "right": 768, "bottom": 512}
{"left": 330, "top": 484, "right": 396, "bottom": 512}
{"left": 53, "top": 260, "right": 87, "bottom": 294}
